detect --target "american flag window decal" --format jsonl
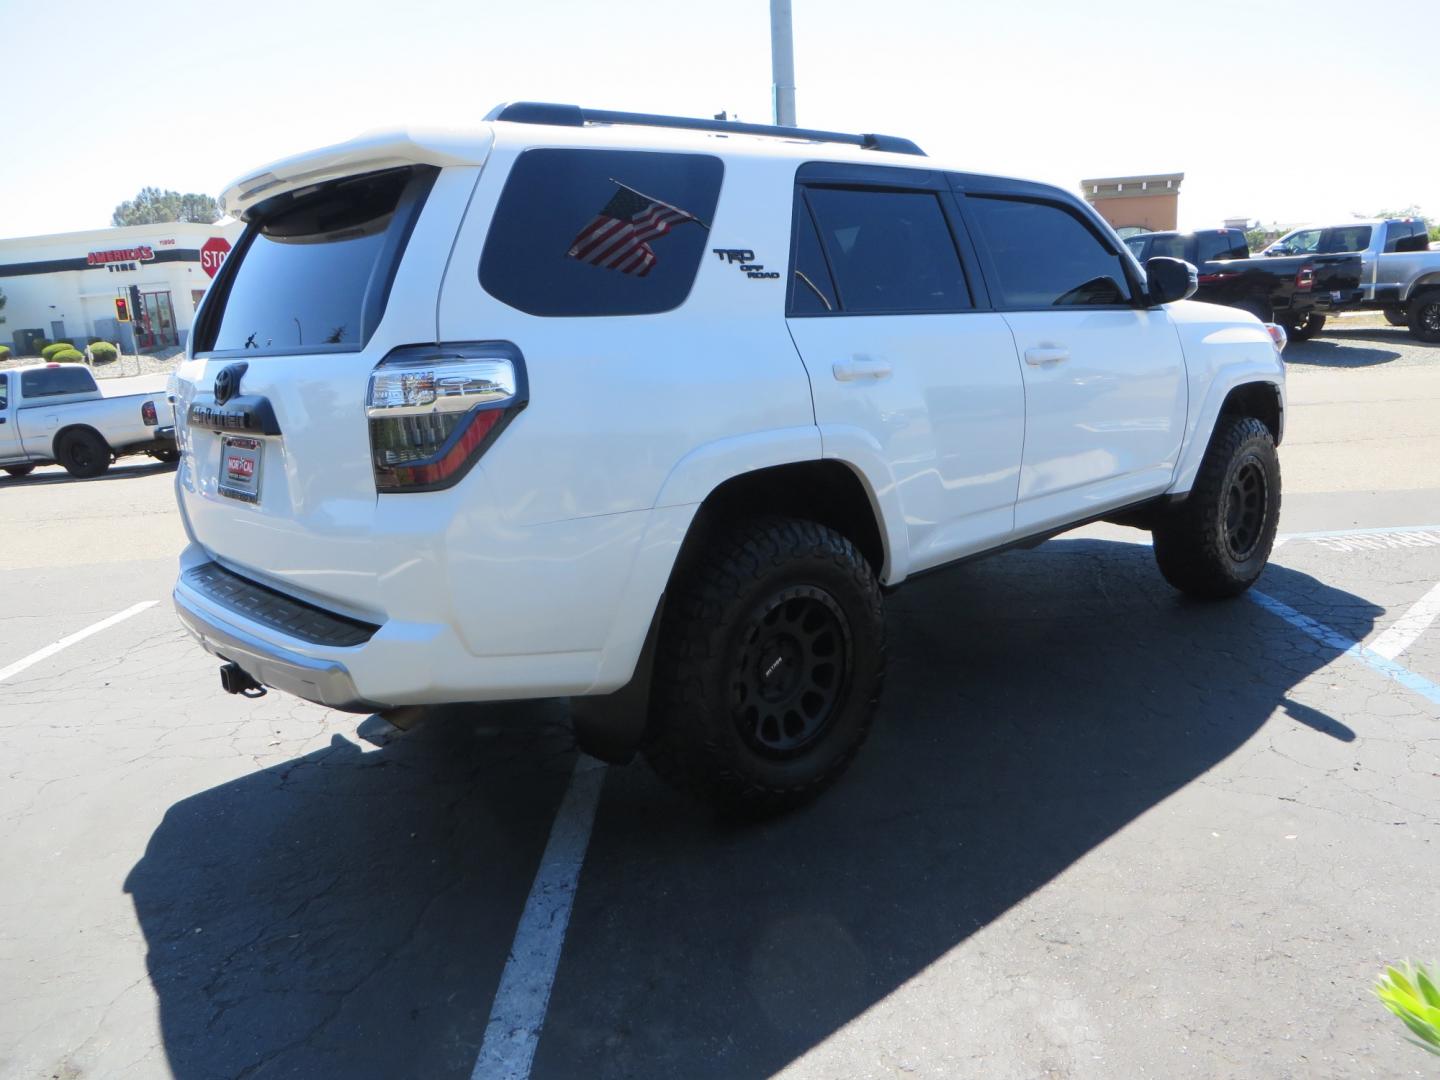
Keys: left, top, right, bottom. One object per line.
{"left": 566, "top": 180, "right": 708, "bottom": 277}
{"left": 480, "top": 149, "right": 724, "bottom": 318}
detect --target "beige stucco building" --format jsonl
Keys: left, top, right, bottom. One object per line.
{"left": 1080, "top": 173, "right": 1184, "bottom": 236}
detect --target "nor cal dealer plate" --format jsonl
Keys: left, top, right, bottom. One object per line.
{"left": 219, "top": 435, "right": 263, "bottom": 503}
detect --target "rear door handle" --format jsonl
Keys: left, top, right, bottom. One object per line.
{"left": 1024, "top": 347, "right": 1069, "bottom": 367}
{"left": 832, "top": 358, "right": 893, "bottom": 382}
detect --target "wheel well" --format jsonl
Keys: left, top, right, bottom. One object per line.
{"left": 677, "top": 460, "right": 886, "bottom": 577}
{"left": 1409, "top": 276, "right": 1440, "bottom": 297}
{"left": 1219, "top": 382, "right": 1282, "bottom": 446}
{"left": 52, "top": 425, "right": 109, "bottom": 458}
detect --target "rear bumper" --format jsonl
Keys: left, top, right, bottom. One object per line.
{"left": 174, "top": 587, "right": 383, "bottom": 713}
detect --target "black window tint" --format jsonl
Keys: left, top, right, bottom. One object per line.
{"left": 21, "top": 366, "right": 97, "bottom": 397}
{"left": 0, "top": 375, "right": 7, "bottom": 411}
{"left": 1147, "top": 234, "right": 1187, "bottom": 260}
{"left": 202, "top": 167, "right": 435, "bottom": 355}
{"left": 481, "top": 149, "right": 722, "bottom": 317}
{"left": 789, "top": 201, "right": 837, "bottom": 314}
{"left": 1322, "top": 225, "right": 1371, "bottom": 254}
{"left": 804, "top": 187, "right": 970, "bottom": 314}
{"left": 1195, "top": 232, "right": 1232, "bottom": 262}
{"left": 967, "top": 196, "right": 1132, "bottom": 308}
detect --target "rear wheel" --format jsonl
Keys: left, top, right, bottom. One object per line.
{"left": 1283, "top": 312, "right": 1326, "bottom": 340}
{"left": 1408, "top": 289, "right": 1440, "bottom": 343}
{"left": 3, "top": 464, "right": 35, "bottom": 478}
{"left": 57, "top": 429, "right": 111, "bottom": 479}
{"left": 150, "top": 448, "right": 180, "bottom": 464}
{"left": 1153, "top": 415, "right": 1281, "bottom": 600}
{"left": 643, "top": 516, "right": 886, "bottom": 817}
{"left": 1384, "top": 306, "right": 1409, "bottom": 326}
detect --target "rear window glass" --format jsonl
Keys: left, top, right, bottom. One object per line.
{"left": 21, "top": 367, "right": 97, "bottom": 398}
{"left": 480, "top": 149, "right": 723, "bottom": 317}
{"left": 198, "top": 166, "right": 436, "bottom": 355}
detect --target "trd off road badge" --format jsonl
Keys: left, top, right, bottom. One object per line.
{"left": 712, "top": 248, "right": 780, "bottom": 280}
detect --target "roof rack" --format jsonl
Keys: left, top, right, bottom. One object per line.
{"left": 484, "top": 102, "right": 925, "bottom": 157}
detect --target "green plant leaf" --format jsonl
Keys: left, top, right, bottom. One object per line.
{"left": 1417, "top": 967, "right": 1440, "bottom": 1009}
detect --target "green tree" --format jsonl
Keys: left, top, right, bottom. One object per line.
{"left": 111, "top": 187, "right": 221, "bottom": 227}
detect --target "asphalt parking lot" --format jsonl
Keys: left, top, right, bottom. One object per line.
{"left": 3, "top": 323, "right": 1439, "bottom": 1079}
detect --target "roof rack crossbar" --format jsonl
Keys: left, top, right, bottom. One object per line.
{"left": 484, "top": 102, "right": 925, "bottom": 157}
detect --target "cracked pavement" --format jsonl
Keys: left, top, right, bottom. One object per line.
{"left": 2, "top": 346, "right": 1440, "bottom": 1079}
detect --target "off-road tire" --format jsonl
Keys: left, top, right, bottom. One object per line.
{"left": 1153, "top": 415, "right": 1281, "bottom": 600}
{"left": 3, "top": 464, "right": 35, "bottom": 478}
{"left": 57, "top": 429, "right": 111, "bottom": 479}
{"left": 1284, "top": 313, "right": 1326, "bottom": 340}
{"left": 1383, "top": 306, "right": 1409, "bottom": 327}
{"left": 1408, "top": 288, "right": 1440, "bottom": 343}
{"left": 643, "top": 516, "right": 886, "bottom": 817}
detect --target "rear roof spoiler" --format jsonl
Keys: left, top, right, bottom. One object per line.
{"left": 485, "top": 101, "right": 925, "bottom": 157}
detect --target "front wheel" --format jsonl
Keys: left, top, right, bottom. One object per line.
{"left": 57, "top": 429, "right": 111, "bottom": 479}
{"left": 1408, "top": 289, "right": 1440, "bottom": 343}
{"left": 3, "top": 464, "right": 35, "bottom": 478}
{"left": 1283, "top": 313, "right": 1326, "bottom": 340}
{"left": 1153, "top": 415, "right": 1281, "bottom": 599}
{"left": 643, "top": 517, "right": 886, "bottom": 817}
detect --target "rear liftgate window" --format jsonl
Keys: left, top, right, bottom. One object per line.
{"left": 196, "top": 165, "right": 437, "bottom": 356}
{"left": 480, "top": 149, "right": 723, "bottom": 317}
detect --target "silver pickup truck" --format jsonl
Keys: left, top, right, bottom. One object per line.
{"left": 0, "top": 364, "right": 176, "bottom": 479}
{"left": 1263, "top": 218, "right": 1440, "bottom": 341}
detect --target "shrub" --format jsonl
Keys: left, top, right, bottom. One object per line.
{"left": 1377, "top": 963, "right": 1440, "bottom": 1057}
{"left": 40, "top": 342, "right": 75, "bottom": 361}
{"left": 89, "top": 342, "right": 118, "bottom": 364}
{"left": 86, "top": 336, "right": 104, "bottom": 345}
{"left": 0, "top": 345, "right": 11, "bottom": 361}
{"left": 50, "top": 348, "right": 85, "bottom": 364}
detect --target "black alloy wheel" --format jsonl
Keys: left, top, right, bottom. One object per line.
{"left": 1224, "top": 459, "right": 1269, "bottom": 561}
{"left": 1414, "top": 296, "right": 1440, "bottom": 341}
{"left": 732, "top": 586, "right": 851, "bottom": 758}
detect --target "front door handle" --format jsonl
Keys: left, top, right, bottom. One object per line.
{"left": 832, "top": 358, "right": 893, "bottom": 382}
{"left": 1024, "top": 347, "right": 1070, "bottom": 367}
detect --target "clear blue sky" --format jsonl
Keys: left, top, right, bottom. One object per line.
{"left": 6, "top": 0, "right": 1438, "bottom": 237}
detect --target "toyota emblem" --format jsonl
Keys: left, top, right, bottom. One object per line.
{"left": 214, "top": 362, "right": 248, "bottom": 406}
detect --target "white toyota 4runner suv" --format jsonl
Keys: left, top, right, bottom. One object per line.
{"left": 172, "top": 103, "right": 1286, "bottom": 814}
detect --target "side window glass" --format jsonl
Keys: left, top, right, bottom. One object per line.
{"left": 480, "top": 149, "right": 723, "bottom": 317}
{"left": 1284, "top": 229, "right": 1322, "bottom": 254}
{"left": 788, "top": 201, "right": 838, "bottom": 314}
{"left": 804, "top": 187, "right": 971, "bottom": 314}
{"left": 0, "top": 375, "right": 7, "bottom": 411}
{"left": 1195, "top": 232, "right": 1230, "bottom": 262}
{"left": 966, "top": 196, "right": 1133, "bottom": 308}
{"left": 1322, "top": 226, "right": 1371, "bottom": 254}
{"left": 1123, "top": 236, "right": 1149, "bottom": 261}
{"left": 1149, "top": 234, "right": 1187, "bottom": 260}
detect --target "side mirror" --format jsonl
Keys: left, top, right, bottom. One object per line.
{"left": 1144, "top": 256, "right": 1198, "bottom": 306}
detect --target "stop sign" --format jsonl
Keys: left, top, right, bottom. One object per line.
{"left": 200, "top": 236, "right": 232, "bottom": 279}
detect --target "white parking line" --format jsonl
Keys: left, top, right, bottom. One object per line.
{"left": 473, "top": 756, "right": 607, "bottom": 1080}
{"left": 0, "top": 601, "right": 158, "bottom": 685}
{"left": 1369, "top": 582, "right": 1440, "bottom": 662}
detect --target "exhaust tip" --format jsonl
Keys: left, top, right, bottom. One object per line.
{"left": 219, "top": 661, "right": 266, "bottom": 698}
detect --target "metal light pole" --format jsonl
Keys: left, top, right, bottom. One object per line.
{"left": 770, "top": 0, "right": 797, "bottom": 127}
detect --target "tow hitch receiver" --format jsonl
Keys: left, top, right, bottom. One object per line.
{"left": 219, "top": 661, "right": 266, "bottom": 698}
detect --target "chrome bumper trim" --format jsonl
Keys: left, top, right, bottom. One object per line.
{"left": 174, "top": 588, "right": 385, "bottom": 713}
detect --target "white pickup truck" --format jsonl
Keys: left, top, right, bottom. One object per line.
{"left": 0, "top": 363, "right": 176, "bottom": 479}
{"left": 171, "top": 104, "right": 1289, "bottom": 814}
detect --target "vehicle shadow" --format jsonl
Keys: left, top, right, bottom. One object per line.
{"left": 1283, "top": 337, "right": 1404, "bottom": 368}
{"left": 1, "top": 459, "right": 176, "bottom": 485}
{"left": 124, "top": 539, "right": 1378, "bottom": 1079}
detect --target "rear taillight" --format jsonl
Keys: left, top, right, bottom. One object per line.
{"left": 365, "top": 342, "right": 527, "bottom": 492}
{"left": 141, "top": 400, "right": 158, "bottom": 426}
{"left": 1295, "top": 264, "right": 1315, "bottom": 291}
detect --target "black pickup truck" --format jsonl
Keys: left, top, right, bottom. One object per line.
{"left": 1124, "top": 229, "right": 1362, "bottom": 339}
